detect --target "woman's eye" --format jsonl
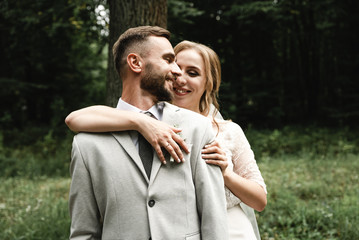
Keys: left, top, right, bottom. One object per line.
{"left": 187, "top": 71, "right": 199, "bottom": 77}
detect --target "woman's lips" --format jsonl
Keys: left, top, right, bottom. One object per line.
{"left": 173, "top": 87, "right": 190, "bottom": 96}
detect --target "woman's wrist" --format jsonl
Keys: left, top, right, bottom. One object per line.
{"left": 131, "top": 112, "right": 145, "bottom": 132}
{"left": 222, "top": 168, "right": 234, "bottom": 181}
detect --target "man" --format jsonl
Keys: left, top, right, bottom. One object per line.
{"left": 69, "top": 26, "right": 228, "bottom": 240}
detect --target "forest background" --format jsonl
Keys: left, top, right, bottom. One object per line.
{"left": 0, "top": 0, "right": 358, "bottom": 239}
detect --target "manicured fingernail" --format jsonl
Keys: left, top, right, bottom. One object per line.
{"left": 181, "top": 158, "right": 185, "bottom": 162}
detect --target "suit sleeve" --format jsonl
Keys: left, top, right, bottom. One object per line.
{"left": 69, "top": 136, "right": 102, "bottom": 240}
{"left": 193, "top": 120, "right": 229, "bottom": 240}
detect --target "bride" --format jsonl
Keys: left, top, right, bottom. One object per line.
{"left": 66, "top": 40, "right": 267, "bottom": 240}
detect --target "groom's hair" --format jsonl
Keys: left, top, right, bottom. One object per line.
{"left": 113, "top": 26, "right": 171, "bottom": 79}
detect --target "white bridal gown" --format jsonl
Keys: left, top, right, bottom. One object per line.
{"left": 214, "top": 119, "right": 267, "bottom": 240}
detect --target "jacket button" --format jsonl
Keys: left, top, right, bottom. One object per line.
{"left": 148, "top": 200, "right": 155, "bottom": 207}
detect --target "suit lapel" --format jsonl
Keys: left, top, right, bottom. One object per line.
{"left": 149, "top": 102, "right": 182, "bottom": 184}
{"left": 111, "top": 103, "right": 184, "bottom": 185}
{"left": 111, "top": 131, "right": 150, "bottom": 183}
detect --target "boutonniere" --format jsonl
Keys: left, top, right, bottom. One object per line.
{"left": 173, "top": 124, "right": 187, "bottom": 142}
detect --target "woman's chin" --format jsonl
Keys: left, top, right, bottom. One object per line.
{"left": 172, "top": 100, "right": 187, "bottom": 109}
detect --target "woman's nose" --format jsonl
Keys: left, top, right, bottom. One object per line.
{"left": 175, "top": 75, "right": 187, "bottom": 86}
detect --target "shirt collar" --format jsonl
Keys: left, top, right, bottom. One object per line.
{"left": 116, "top": 98, "right": 164, "bottom": 120}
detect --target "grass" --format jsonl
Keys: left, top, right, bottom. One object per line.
{"left": 258, "top": 153, "right": 359, "bottom": 239}
{"left": 0, "top": 126, "right": 358, "bottom": 239}
{"left": 0, "top": 177, "right": 70, "bottom": 240}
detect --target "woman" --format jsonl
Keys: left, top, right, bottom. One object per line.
{"left": 66, "top": 40, "right": 267, "bottom": 239}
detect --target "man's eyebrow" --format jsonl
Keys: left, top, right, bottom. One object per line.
{"left": 163, "top": 53, "right": 175, "bottom": 59}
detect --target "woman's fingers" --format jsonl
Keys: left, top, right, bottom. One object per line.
{"left": 204, "top": 158, "right": 229, "bottom": 172}
{"left": 201, "top": 140, "right": 228, "bottom": 172}
{"left": 161, "top": 139, "right": 182, "bottom": 163}
{"left": 141, "top": 119, "right": 188, "bottom": 164}
{"left": 153, "top": 134, "right": 189, "bottom": 164}
{"left": 202, "top": 144, "right": 225, "bottom": 156}
{"left": 171, "top": 130, "right": 189, "bottom": 154}
{"left": 204, "top": 159, "right": 228, "bottom": 170}
{"left": 153, "top": 145, "right": 167, "bottom": 164}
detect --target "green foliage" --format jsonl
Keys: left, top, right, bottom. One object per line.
{"left": 0, "top": 177, "right": 70, "bottom": 240}
{"left": 0, "top": 130, "right": 74, "bottom": 178}
{"left": 0, "top": 0, "right": 107, "bottom": 137}
{"left": 167, "top": 0, "right": 359, "bottom": 127}
{"left": 245, "top": 126, "right": 359, "bottom": 159}
{"left": 168, "top": 0, "right": 205, "bottom": 42}
{"left": 258, "top": 154, "right": 359, "bottom": 239}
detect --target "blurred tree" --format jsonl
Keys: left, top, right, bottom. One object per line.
{"left": 0, "top": 0, "right": 358, "bottom": 146}
{"left": 0, "top": 0, "right": 108, "bottom": 144}
{"left": 106, "top": 0, "right": 167, "bottom": 107}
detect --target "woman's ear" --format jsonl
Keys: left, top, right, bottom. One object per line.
{"left": 127, "top": 53, "right": 142, "bottom": 73}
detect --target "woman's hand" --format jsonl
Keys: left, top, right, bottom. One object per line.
{"left": 201, "top": 140, "right": 229, "bottom": 174}
{"left": 137, "top": 115, "right": 189, "bottom": 164}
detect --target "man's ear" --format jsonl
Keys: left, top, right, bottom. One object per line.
{"left": 127, "top": 53, "right": 142, "bottom": 73}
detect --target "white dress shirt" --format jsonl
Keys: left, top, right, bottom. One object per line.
{"left": 116, "top": 98, "right": 164, "bottom": 149}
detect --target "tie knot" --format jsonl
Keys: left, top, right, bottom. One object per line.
{"left": 141, "top": 111, "right": 156, "bottom": 119}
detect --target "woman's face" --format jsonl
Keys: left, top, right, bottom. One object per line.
{"left": 172, "top": 49, "right": 206, "bottom": 113}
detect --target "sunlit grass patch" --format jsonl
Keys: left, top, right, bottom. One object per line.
{"left": 0, "top": 177, "right": 71, "bottom": 240}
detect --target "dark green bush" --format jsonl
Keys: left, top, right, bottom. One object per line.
{"left": 245, "top": 126, "right": 359, "bottom": 159}
{"left": 0, "top": 130, "right": 73, "bottom": 178}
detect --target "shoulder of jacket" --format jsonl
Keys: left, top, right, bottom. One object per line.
{"left": 74, "top": 132, "right": 112, "bottom": 144}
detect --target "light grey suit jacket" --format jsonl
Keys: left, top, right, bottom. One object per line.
{"left": 69, "top": 102, "right": 228, "bottom": 240}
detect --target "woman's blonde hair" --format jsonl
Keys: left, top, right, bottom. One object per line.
{"left": 174, "top": 40, "right": 221, "bottom": 117}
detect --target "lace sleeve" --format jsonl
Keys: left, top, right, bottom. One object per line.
{"left": 219, "top": 121, "right": 267, "bottom": 194}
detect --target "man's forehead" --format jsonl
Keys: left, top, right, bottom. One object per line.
{"left": 147, "top": 36, "right": 174, "bottom": 53}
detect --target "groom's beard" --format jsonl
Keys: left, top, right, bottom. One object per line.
{"left": 140, "top": 63, "right": 174, "bottom": 102}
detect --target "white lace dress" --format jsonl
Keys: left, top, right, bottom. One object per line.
{"left": 215, "top": 120, "right": 267, "bottom": 240}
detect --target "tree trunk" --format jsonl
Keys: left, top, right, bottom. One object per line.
{"left": 106, "top": 0, "right": 167, "bottom": 107}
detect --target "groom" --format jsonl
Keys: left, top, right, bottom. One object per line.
{"left": 69, "top": 26, "right": 228, "bottom": 239}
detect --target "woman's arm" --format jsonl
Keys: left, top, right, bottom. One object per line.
{"left": 65, "top": 105, "right": 189, "bottom": 163}
{"left": 201, "top": 129, "right": 267, "bottom": 212}
{"left": 66, "top": 105, "right": 142, "bottom": 132}
{"left": 222, "top": 166, "right": 267, "bottom": 212}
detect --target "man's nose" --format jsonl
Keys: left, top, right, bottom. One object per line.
{"left": 171, "top": 62, "right": 182, "bottom": 77}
